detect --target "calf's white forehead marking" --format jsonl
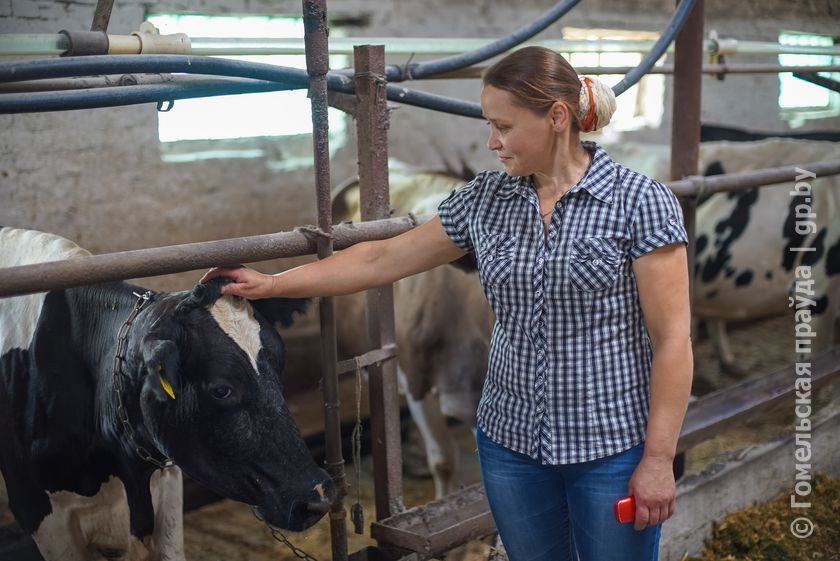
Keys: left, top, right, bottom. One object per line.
{"left": 209, "top": 296, "right": 262, "bottom": 374}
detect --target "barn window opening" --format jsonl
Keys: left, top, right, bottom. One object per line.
{"left": 777, "top": 31, "right": 840, "bottom": 126}
{"left": 560, "top": 27, "right": 667, "bottom": 139}
{"left": 146, "top": 13, "right": 348, "bottom": 165}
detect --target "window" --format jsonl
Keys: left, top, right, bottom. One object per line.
{"left": 778, "top": 31, "right": 840, "bottom": 126}
{"left": 560, "top": 27, "right": 666, "bottom": 138}
{"left": 146, "top": 14, "right": 347, "bottom": 165}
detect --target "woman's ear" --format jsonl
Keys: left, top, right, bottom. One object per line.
{"left": 550, "top": 101, "right": 572, "bottom": 132}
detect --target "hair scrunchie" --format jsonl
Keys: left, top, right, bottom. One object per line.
{"left": 577, "top": 76, "right": 617, "bottom": 133}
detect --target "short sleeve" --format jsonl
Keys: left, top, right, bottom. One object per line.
{"left": 629, "top": 179, "right": 689, "bottom": 260}
{"left": 437, "top": 172, "right": 485, "bottom": 253}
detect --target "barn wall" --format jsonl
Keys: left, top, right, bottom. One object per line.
{"left": 0, "top": 0, "right": 838, "bottom": 291}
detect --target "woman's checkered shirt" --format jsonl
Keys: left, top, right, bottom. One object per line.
{"left": 437, "top": 142, "right": 688, "bottom": 465}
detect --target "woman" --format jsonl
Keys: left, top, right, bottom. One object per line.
{"left": 202, "top": 46, "right": 693, "bottom": 561}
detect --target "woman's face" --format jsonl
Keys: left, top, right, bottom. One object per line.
{"left": 480, "top": 85, "right": 554, "bottom": 177}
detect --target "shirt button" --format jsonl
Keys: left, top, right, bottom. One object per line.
{"left": 487, "top": 254, "right": 495, "bottom": 262}
{"left": 669, "top": 217, "right": 678, "bottom": 225}
{"left": 536, "top": 403, "right": 544, "bottom": 412}
{"left": 535, "top": 289, "right": 542, "bottom": 297}
{"left": 548, "top": 232, "right": 556, "bottom": 238}
{"left": 592, "top": 258, "right": 601, "bottom": 265}
{"left": 537, "top": 258, "right": 544, "bottom": 266}
{"left": 538, "top": 320, "right": 545, "bottom": 328}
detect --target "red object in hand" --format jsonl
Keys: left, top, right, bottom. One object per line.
{"left": 614, "top": 496, "right": 635, "bottom": 524}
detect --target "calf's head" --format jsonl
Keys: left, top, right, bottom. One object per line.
{"left": 134, "top": 279, "right": 334, "bottom": 531}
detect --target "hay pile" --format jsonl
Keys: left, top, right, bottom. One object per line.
{"left": 686, "top": 472, "right": 840, "bottom": 560}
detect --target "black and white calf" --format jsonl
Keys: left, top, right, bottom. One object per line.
{"left": 0, "top": 227, "right": 335, "bottom": 561}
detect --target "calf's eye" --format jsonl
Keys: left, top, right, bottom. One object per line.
{"left": 210, "top": 385, "right": 233, "bottom": 400}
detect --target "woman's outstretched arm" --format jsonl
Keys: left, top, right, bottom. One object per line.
{"left": 200, "top": 216, "right": 466, "bottom": 299}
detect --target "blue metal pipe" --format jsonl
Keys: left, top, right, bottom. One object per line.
{"left": 0, "top": 55, "right": 317, "bottom": 86}
{"left": 0, "top": 55, "right": 483, "bottom": 117}
{"left": 612, "top": 0, "right": 697, "bottom": 96}
{"left": 383, "top": 0, "right": 581, "bottom": 81}
{"left": 0, "top": 79, "right": 296, "bottom": 113}
{"left": 0, "top": 0, "right": 695, "bottom": 117}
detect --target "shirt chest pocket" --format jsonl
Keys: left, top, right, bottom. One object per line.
{"left": 479, "top": 234, "right": 517, "bottom": 287}
{"left": 569, "top": 237, "right": 622, "bottom": 292}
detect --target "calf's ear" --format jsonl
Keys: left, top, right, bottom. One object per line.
{"left": 142, "top": 339, "right": 181, "bottom": 401}
{"left": 251, "top": 298, "right": 310, "bottom": 328}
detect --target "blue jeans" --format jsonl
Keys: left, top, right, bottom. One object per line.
{"left": 476, "top": 427, "right": 660, "bottom": 561}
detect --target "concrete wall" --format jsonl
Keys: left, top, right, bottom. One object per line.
{"left": 1, "top": 0, "right": 838, "bottom": 291}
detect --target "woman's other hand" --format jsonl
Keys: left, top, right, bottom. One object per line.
{"left": 627, "top": 454, "right": 676, "bottom": 531}
{"left": 200, "top": 266, "right": 276, "bottom": 299}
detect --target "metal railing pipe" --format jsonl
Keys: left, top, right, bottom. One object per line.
{"left": 0, "top": 215, "right": 429, "bottom": 299}
{"left": 669, "top": 159, "right": 840, "bottom": 198}
{"left": 425, "top": 63, "right": 840, "bottom": 79}
{"left": 3, "top": 159, "right": 840, "bottom": 299}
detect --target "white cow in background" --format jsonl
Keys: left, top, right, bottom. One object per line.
{"left": 690, "top": 139, "right": 840, "bottom": 368}
{"left": 609, "top": 138, "right": 840, "bottom": 372}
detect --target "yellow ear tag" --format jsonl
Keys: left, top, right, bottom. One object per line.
{"left": 156, "top": 364, "right": 176, "bottom": 400}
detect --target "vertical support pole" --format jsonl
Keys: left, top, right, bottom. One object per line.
{"left": 669, "top": 0, "right": 704, "bottom": 481}
{"left": 90, "top": 0, "right": 115, "bottom": 32}
{"left": 670, "top": 0, "right": 704, "bottom": 300}
{"left": 354, "top": 44, "right": 405, "bottom": 521}
{"left": 302, "top": 1, "right": 349, "bottom": 559}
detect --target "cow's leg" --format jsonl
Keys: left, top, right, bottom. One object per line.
{"left": 707, "top": 319, "right": 749, "bottom": 377}
{"left": 398, "top": 367, "right": 458, "bottom": 498}
{"left": 408, "top": 391, "right": 458, "bottom": 498}
{"left": 147, "top": 466, "right": 186, "bottom": 561}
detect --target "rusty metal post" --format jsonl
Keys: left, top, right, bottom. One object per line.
{"left": 670, "top": 0, "right": 704, "bottom": 299}
{"left": 669, "top": 0, "right": 704, "bottom": 481}
{"left": 302, "top": 1, "right": 349, "bottom": 559}
{"left": 354, "top": 45, "right": 405, "bottom": 522}
{"left": 90, "top": 0, "right": 116, "bottom": 32}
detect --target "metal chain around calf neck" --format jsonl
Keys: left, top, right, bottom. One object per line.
{"left": 112, "top": 290, "right": 173, "bottom": 470}
{"left": 251, "top": 506, "right": 321, "bottom": 561}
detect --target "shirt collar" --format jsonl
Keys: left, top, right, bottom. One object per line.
{"left": 493, "top": 141, "right": 616, "bottom": 204}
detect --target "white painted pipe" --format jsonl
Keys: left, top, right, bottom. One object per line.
{"left": 2, "top": 34, "right": 840, "bottom": 58}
